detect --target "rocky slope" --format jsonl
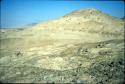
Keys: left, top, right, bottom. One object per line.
{"left": 0, "top": 8, "right": 124, "bottom": 83}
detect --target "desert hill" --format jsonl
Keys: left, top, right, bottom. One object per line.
{"left": 0, "top": 8, "right": 124, "bottom": 83}
{"left": 31, "top": 8, "right": 124, "bottom": 36}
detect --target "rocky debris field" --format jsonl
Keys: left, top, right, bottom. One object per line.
{"left": 0, "top": 38, "right": 124, "bottom": 83}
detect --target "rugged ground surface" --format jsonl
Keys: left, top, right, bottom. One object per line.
{"left": 0, "top": 8, "right": 124, "bottom": 83}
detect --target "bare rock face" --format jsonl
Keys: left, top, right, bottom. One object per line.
{"left": 0, "top": 8, "right": 124, "bottom": 83}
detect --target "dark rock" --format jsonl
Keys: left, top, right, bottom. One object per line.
{"left": 15, "top": 51, "right": 22, "bottom": 56}
{"left": 88, "top": 61, "right": 124, "bottom": 84}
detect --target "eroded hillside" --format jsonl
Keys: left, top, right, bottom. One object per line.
{"left": 0, "top": 8, "right": 124, "bottom": 83}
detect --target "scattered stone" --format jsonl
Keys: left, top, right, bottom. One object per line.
{"left": 96, "top": 42, "right": 105, "bottom": 48}
{"left": 15, "top": 51, "right": 22, "bottom": 56}
{"left": 16, "top": 72, "right": 21, "bottom": 75}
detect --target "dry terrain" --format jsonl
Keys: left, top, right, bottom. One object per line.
{"left": 0, "top": 8, "right": 124, "bottom": 83}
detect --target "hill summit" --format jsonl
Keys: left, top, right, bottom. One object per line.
{"left": 64, "top": 8, "right": 102, "bottom": 16}
{"left": 32, "top": 8, "right": 124, "bottom": 35}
